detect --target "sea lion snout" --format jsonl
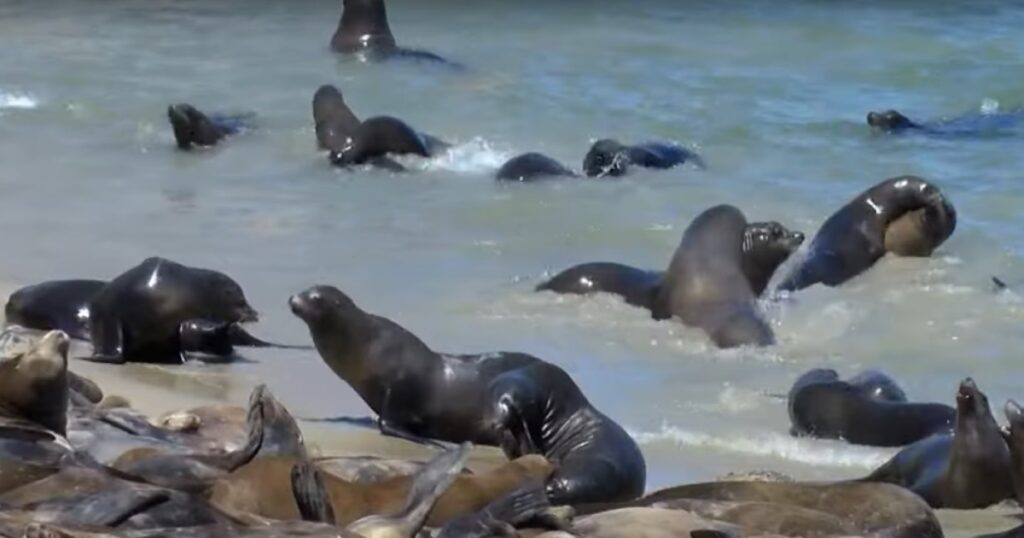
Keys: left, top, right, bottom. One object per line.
{"left": 37, "top": 330, "right": 70, "bottom": 359}
{"left": 1006, "top": 400, "right": 1024, "bottom": 425}
{"left": 237, "top": 305, "right": 259, "bottom": 323}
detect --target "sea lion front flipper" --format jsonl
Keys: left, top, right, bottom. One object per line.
{"left": 291, "top": 460, "right": 337, "bottom": 525}
{"left": 993, "top": 276, "right": 1009, "bottom": 291}
{"left": 83, "top": 311, "right": 125, "bottom": 364}
{"left": 377, "top": 386, "right": 450, "bottom": 448}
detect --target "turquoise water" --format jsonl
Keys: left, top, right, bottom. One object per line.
{"left": 2, "top": 0, "right": 1024, "bottom": 515}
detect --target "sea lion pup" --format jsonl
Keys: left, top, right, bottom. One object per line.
{"left": 495, "top": 152, "right": 577, "bottom": 182}
{"left": 82, "top": 256, "right": 259, "bottom": 364}
{"left": 167, "top": 103, "right": 251, "bottom": 150}
{"left": 582, "top": 139, "right": 705, "bottom": 178}
{"left": 289, "top": 285, "right": 645, "bottom": 505}
{"left": 292, "top": 443, "right": 470, "bottom": 537}
{"left": 862, "top": 378, "right": 1013, "bottom": 509}
{"left": 329, "top": 0, "right": 458, "bottom": 67}
{"left": 536, "top": 220, "right": 803, "bottom": 312}
{"left": 787, "top": 368, "right": 955, "bottom": 447}
{"left": 650, "top": 205, "right": 803, "bottom": 348}
{"left": 777, "top": 176, "right": 957, "bottom": 292}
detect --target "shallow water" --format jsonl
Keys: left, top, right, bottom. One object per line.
{"left": 3, "top": 0, "right": 1024, "bottom": 534}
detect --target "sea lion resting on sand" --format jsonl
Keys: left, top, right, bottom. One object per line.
{"left": 778, "top": 176, "right": 957, "bottom": 292}
{"left": 861, "top": 378, "right": 1013, "bottom": 509}
{"left": 537, "top": 217, "right": 803, "bottom": 319}
{"left": 649, "top": 205, "right": 804, "bottom": 348}
{"left": 290, "top": 285, "right": 645, "bottom": 505}
{"left": 787, "top": 368, "right": 955, "bottom": 447}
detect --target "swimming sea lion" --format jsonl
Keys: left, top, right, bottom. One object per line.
{"left": 778, "top": 176, "right": 957, "bottom": 292}
{"left": 328, "top": 116, "right": 433, "bottom": 167}
{"left": 83, "top": 257, "right": 259, "bottom": 364}
{"left": 867, "top": 107, "right": 1024, "bottom": 136}
{"left": 862, "top": 378, "right": 1013, "bottom": 509}
{"left": 582, "top": 139, "right": 704, "bottom": 177}
{"left": 537, "top": 220, "right": 803, "bottom": 312}
{"left": 289, "top": 285, "right": 646, "bottom": 505}
{"left": 167, "top": 103, "right": 251, "bottom": 150}
{"left": 650, "top": 205, "right": 804, "bottom": 348}
{"left": 787, "top": 368, "right": 954, "bottom": 447}
{"left": 495, "top": 152, "right": 577, "bottom": 182}
{"left": 329, "top": 0, "right": 458, "bottom": 67}
{"left": 313, "top": 84, "right": 361, "bottom": 152}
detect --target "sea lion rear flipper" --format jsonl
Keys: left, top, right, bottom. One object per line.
{"left": 290, "top": 460, "right": 337, "bottom": 525}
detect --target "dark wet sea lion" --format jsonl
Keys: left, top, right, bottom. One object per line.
{"left": 778, "top": 176, "right": 957, "bottom": 292}
{"left": 313, "top": 84, "right": 361, "bottom": 152}
{"left": 289, "top": 285, "right": 645, "bottom": 505}
{"left": 867, "top": 106, "right": 1024, "bottom": 137}
{"left": 167, "top": 103, "right": 250, "bottom": 150}
{"left": 845, "top": 368, "right": 908, "bottom": 402}
{"left": 329, "top": 0, "right": 458, "bottom": 67}
{"left": 536, "top": 262, "right": 662, "bottom": 309}
{"left": 650, "top": 205, "right": 804, "bottom": 348}
{"left": 582, "top": 139, "right": 705, "bottom": 177}
{"left": 787, "top": 368, "right": 954, "bottom": 447}
{"left": 83, "top": 257, "right": 258, "bottom": 364}
{"left": 4, "top": 279, "right": 105, "bottom": 340}
{"left": 328, "top": 116, "right": 433, "bottom": 166}
{"left": 1005, "top": 400, "right": 1024, "bottom": 504}
{"left": 867, "top": 110, "right": 920, "bottom": 132}
{"left": 537, "top": 221, "right": 803, "bottom": 312}
{"left": 495, "top": 152, "right": 577, "bottom": 182}
{"left": 862, "top": 378, "right": 1013, "bottom": 509}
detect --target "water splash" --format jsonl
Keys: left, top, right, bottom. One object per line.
{"left": 0, "top": 91, "right": 39, "bottom": 110}
{"left": 629, "top": 423, "right": 894, "bottom": 469}
{"left": 415, "top": 137, "right": 513, "bottom": 174}
{"left": 981, "top": 98, "right": 1000, "bottom": 115}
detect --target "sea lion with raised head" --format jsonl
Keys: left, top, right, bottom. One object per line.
{"left": 329, "top": 0, "right": 459, "bottom": 67}
{"left": 82, "top": 257, "right": 259, "bottom": 364}
{"left": 862, "top": 378, "right": 1013, "bottom": 509}
{"left": 650, "top": 205, "right": 804, "bottom": 348}
{"left": 787, "top": 368, "right": 954, "bottom": 447}
{"left": 495, "top": 152, "right": 577, "bottom": 182}
{"left": 778, "top": 176, "right": 957, "bottom": 292}
{"left": 582, "top": 139, "right": 704, "bottom": 178}
{"left": 289, "top": 285, "right": 646, "bottom": 505}
{"left": 167, "top": 104, "right": 251, "bottom": 150}
{"left": 313, "top": 84, "right": 362, "bottom": 152}
{"left": 537, "top": 220, "right": 803, "bottom": 312}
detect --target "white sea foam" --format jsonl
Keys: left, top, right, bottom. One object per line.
{"left": 629, "top": 423, "right": 894, "bottom": 469}
{"left": 416, "top": 137, "right": 513, "bottom": 174}
{"left": 980, "top": 98, "right": 1000, "bottom": 115}
{"left": 0, "top": 91, "right": 39, "bottom": 110}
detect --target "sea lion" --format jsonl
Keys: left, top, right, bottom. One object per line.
{"left": 83, "top": 257, "right": 259, "bottom": 364}
{"left": 777, "top": 176, "right": 957, "bottom": 292}
{"left": 787, "top": 368, "right": 954, "bottom": 447}
{"left": 582, "top": 139, "right": 705, "bottom": 177}
{"left": 495, "top": 152, "right": 577, "bottom": 182}
{"left": 0, "top": 329, "right": 70, "bottom": 436}
{"left": 313, "top": 84, "right": 361, "bottom": 152}
{"left": 1005, "top": 400, "right": 1024, "bottom": 504}
{"left": 436, "top": 484, "right": 555, "bottom": 538}
{"left": 862, "top": 378, "right": 1013, "bottom": 509}
{"left": 292, "top": 443, "right": 470, "bottom": 537}
{"left": 650, "top": 205, "right": 804, "bottom": 348}
{"left": 536, "top": 220, "right": 803, "bottom": 312}
{"left": 167, "top": 103, "right": 251, "bottom": 150}
{"left": 216, "top": 452, "right": 553, "bottom": 527}
{"left": 329, "top": 0, "right": 458, "bottom": 67}
{"left": 289, "top": 285, "right": 646, "bottom": 505}
{"left": 4, "top": 278, "right": 296, "bottom": 355}
{"left": 328, "top": 116, "right": 433, "bottom": 167}
{"left": 844, "top": 369, "right": 908, "bottom": 402}
{"left": 867, "top": 106, "right": 1024, "bottom": 136}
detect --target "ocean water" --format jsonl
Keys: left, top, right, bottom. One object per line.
{"left": 3, "top": 0, "right": 1024, "bottom": 531}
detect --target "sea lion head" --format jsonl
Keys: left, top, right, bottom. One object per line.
{"left": 954, "top": 378, "right": 991, "bottom": 427}
{"left": 583, "top": 139, "right": 629, "bottom": 177}
{"left": 741, "top": 221, "right": 805, "bottom": 296}
{"left": 0, "top": 330, "right": 70, "bottom": 435}
{"left": 195, "top": 269, "right": 259, "bottom": 324}
{"left": 167, "top": 103, "right": 220, "bottom": 149}
{"left": 846, "top": 369, "right": 908, "bottom": 403}
{"left": 332, "top": 0, "right": 397, "bottom": 55}
{"left": 867, "top": 109, "right": 916, "bottom": 132}
{"left": 289, "top": 285, "right": 361, "bottom": 331}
